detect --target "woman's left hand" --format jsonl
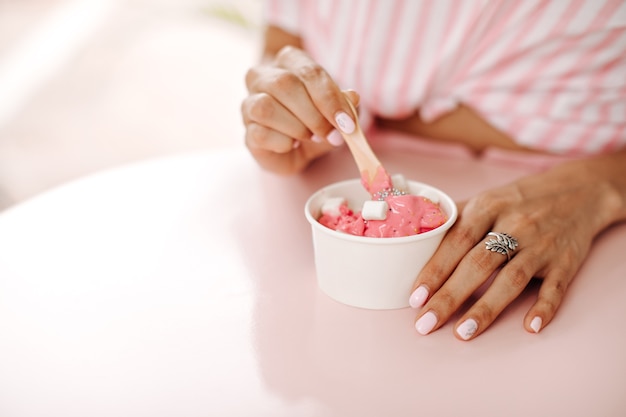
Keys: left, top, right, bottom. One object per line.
{"left": 409, "top": 155, "right": 626, "bottom": 340}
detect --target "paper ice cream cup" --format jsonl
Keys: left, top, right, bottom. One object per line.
{"left": 304, "top": 178, "right": 458, "bottom": 310}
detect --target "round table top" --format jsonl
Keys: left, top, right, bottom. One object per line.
{"left": 1, "top": 132, "right": 624, "bottom": 417}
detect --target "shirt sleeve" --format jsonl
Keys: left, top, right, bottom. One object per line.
{"left": 263, "top": 0, "right": 302, "bottom": 36}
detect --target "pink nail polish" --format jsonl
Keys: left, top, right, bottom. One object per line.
{"left": 456, "top": 319, "right": 478, "bottom": 340}
{"left": 335, "top": 111, "right": 355, "bottom": 134}
{"left": 311, "top": 134, "right": 323, "bottom": 143}
{"left": 530, "top": 316, "right": 542, "bottom": 333}
{"left": 326, "top": 129, "right": 344, "bottom": 146}
{"left": 415, "top": 311, "right": 437, "bottom": 335}
{"left": 409, "top": 286, "right": 428, "bottom": 308}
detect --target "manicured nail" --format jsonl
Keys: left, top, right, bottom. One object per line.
{"left": 311, "top": 134, "right": 323, "bottom": 143}
{"left": 530, "top": 316, "right": 542, "bottom": 333}
{"left": 292, "top": 140, "right": 301, "bottom": 149}
{"left": 335, "top": 111, "right": 355, "bottom": 134}
{"left": 415, "top": 311, "right": 437, "bottom": 335}
{"left": 326, "top": 129, "right": 344, "bottom": 146}
{"left": 409, "top": 286, "right": 428, "bottom": 308}
{"left": 456, "top": 318, "right": 478, "bottom": 340}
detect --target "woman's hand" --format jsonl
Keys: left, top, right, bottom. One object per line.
{"left": 242, "top": 45, "right": 359, "bottom": 175}
{"left": 409, "top": 153, "right": 626, "bottom": 340}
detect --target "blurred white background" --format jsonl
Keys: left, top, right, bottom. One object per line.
{"left": 0, "top": 0, "right": 263, "bottom": 209}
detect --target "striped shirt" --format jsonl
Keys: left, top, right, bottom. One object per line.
{"left": 264, "top": 0, "right": 626, "bottom": 156}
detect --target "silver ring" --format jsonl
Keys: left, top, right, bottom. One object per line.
{"left": 485, "top": 232, "right": 519, "bottom": 261}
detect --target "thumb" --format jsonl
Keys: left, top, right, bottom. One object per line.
{"left": 342, "top": 89, "right": 361, "bottom": 109}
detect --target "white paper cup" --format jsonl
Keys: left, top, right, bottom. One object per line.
{"left": 304, "top": 178, "right": 458, "bottom": 310}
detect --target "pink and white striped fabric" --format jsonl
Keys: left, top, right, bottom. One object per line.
{"left": 264, "top": 0, "right": 626, "bottom": 156}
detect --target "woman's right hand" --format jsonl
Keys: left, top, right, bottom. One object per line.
{"left": 242, "top": 45, "right": 359, "bottom": 175}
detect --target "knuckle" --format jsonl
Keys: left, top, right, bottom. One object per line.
{"left": 466, "top": 249, "right": 494, "bottom": 274}
{"left": 272, "top": 70, "right": 300, "bottom": 91}
{"left": 561, "top": 241, "right": 586, "bottom": 266}
{"left": 536, "top": 241, "right": 583, "bottom": 277}
{"left": 464, "top": 190, "right": 510, "bottom": 218}
{"left": 312, "top": 84, "right": 342, "bottom": 113}
{"left": 536, "top": 272, "right": 571, "bottom": 316}
{"left": 246, "top": 123, "right": 268, "bottom": 146}
{"left": 450, "top": 226, "right": 477, "bottom": 249}
{"left": 247, "top": 94, "right": 275, "bottom": 122}
{"left": 245, "top": 125, "right": 290, "bottom": 154}
{"left": 418, "top": 263, "right": 447, "bottom": 285}
{"left": 431, "top": 290, "right": 458, "bottom": 314}
{"left": 240, "top": 96, "right": 258, "bottom": 124}
{"left": 472, "top": 302, "right": 496, "bottom": 324}
{"left": 553, "top": 278, "right": 568, "bottom": 295}
{"left": 545, "top": 274, "right": 569, "bottom": 299}
{"left": 536, "top": 289, "right": 561, "bottom": 316}
{"left": 307, "top": 115, "right": 331, "bottom": 136}
{"left": 506, "top": 209, "right": 531, "bottom": 226}
{"left": 508, "top": 211, "right": 541, "bottom": 236}
{"left": 296, "top": 62, "right": 327, "bottom": 83}
{"left": 540, "top": 297, "right": 559, "bottom": 316}
{"left": 463, "top": 193, "right": 494, "bottom": 216}
{"left": 275, "top": 45, "right": 298, "bottom": 62}
{"left": 244, "top": 67, "right": 260, "bottom": 91}
{"left": 504, "top": 264, "right": 530, "bottom": 290}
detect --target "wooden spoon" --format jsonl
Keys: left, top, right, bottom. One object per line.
{"left": 339, "top": 95, "right": 392, "bottom": 195}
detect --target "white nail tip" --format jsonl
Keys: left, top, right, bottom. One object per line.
{"left": 530, "top": 316, "right": 542, "bottom": 333}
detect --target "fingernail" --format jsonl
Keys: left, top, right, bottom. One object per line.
{"left": 415, "top": 311, "right": 437, "bottom": 335}
{"left": 335, "top": 111, "right": 355, "bottom": 134}
{"left": 326, "top": 129, "right": 344, "bottom": 146}
{"left": 409, "top": 286, "right": 428, "bottom": 308}
{"left": 292, "top": 140, "right": 301, "bottom": 149}
{"left": 311, "top": 134, "right": 323, "bottom": 143}
{"left": 530, "top": 316, "right": 542, "bottom": 333}
{"left": 456, "top": 318, "right": 478, "bottom": 340}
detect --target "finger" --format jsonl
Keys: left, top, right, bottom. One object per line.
{"left": 452, "top": 253, "right": 538, "bottom": 341}
{"left": 414, "top": 238, "right": 509, "bottom": 336}
{"left": 409, "top": 201, "right": 491, "bottom": 308}
{"left": 242, "top": 93, "right": 311, "bottom": 143}
{"left": 246, "top": 64, "right": 336, "bottom": 142}
{"left": 274, "top": 46, "right": 358, "bottom": 136}
{"left": 343, "top": 89, "right": 360, "bottom": 108}
{"left": 410, "top": 190, "right": 517, "bottom": 308}
{"left": 245, "top": 122, "right": 295, "bottom": 154}
{"left": 524, "top": 268, "right": 571, "bottom": 334}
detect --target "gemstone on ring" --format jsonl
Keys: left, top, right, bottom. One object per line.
{"left": 485, "top": 232, "right": 519, "bottom": 261}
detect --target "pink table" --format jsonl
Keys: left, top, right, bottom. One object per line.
{"left": 0, "top": 131, "right": 624, "bottom": 416}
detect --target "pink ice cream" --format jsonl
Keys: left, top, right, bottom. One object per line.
{"left": 318, "top": 168, "right": 448, "bottom": 238}
{"left": 361, "top": 165, "right": 393, "bottom": 196}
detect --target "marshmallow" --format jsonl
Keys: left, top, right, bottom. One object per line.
{"left": 362, "top": 200, "right": 389, "bottom": 220}
{"left": 416, "top": 188, "right": 440, "bottom": 204}
{"left": 391, "top": 174, "right": 408, "bottom": 192}
{"left": 321, "top": 197, "right": 347, "bottom": 216}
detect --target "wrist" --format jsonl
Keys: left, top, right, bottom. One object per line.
{"left": 590, "top": 180, "right": 625, "bottom": 232}
{"left": 558, "top": 151, "right": 626, "bottom": 229}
